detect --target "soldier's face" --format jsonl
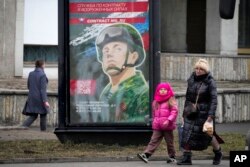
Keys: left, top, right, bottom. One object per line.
{"left": 101, "top": 41, "right": 138, "bottom": 76}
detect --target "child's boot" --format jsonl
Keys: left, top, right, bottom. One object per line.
{"left": 167, "top": 155, "right": 177, "bottom": 163}
{"left": 137, "top": 153, "right": 151, "bottom": 163}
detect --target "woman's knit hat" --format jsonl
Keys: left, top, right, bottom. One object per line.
{"left": 154, "top": 82, "right": 174, "bottom": 103}
{"left": 194, "top": 59, "right": 209, "bottom": 73}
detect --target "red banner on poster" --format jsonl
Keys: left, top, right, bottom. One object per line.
{"left": 70, "top": 80, "right": 96, "bottom": 95}
{"left": 70, "top": 2, "right": 148, "bottom": 13}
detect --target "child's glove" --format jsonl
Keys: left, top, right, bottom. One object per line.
{"left": 163, "top": 120, "right": 169, "bottom": 126}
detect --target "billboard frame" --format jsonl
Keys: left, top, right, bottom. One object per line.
{"left": 55, "top": 0, "right": 160, "bottom": 145}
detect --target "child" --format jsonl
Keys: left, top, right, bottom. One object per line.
{"left": 137, "top": 82, "right": 178, "bottom": 163}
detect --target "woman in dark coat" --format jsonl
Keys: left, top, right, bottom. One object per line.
{"left": 22, "top": 60, "right": 50, "bottom": 131}
{"left": 177, "top": 59, "right": 223, "bottom": 165}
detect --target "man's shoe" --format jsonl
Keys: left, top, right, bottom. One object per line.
{"left": 18, "top": 125, "right": 28, "bottom": 130}
{"left": 137, "top": 153, "right": 148, "bottom": 163}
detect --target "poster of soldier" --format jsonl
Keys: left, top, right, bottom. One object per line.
{"left": 69, "top": 0, "right": 150, "bottom": 124}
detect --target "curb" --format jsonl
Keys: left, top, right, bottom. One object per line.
{"left": 0, "top": 155, "right": 230, "bottom": 164}
{"left": 0, "top": 126, "right": 28, "bottom": 130}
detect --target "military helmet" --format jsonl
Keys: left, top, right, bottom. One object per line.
{"left": 95, "top": 23, "right": 146, "bottom": 67}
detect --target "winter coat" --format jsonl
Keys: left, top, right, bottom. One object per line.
{"left": 181, "top": 72, "right": 217, "bottom": 150}
{"left": 152, "top": 101, "right": 178, "bottom": 131}
{"left": 26, "top": 68, "right": 49, "bottom": 115}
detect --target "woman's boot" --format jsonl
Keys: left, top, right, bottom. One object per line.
{"left": 213, "top": 147, "right": 222, "bottom": 165}
{"left": 177, "top": 152, "right": 192, "bottom": 165}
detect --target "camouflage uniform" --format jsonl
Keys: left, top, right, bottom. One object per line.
{"left": 99, "top": 71, "right": 149, "bottom": 123}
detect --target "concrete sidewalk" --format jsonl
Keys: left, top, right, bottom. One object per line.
{"left": 0, "top": 122, "right": 249, "bottom": 141}
{"left": 216, "top": 122, "right": 250, "bottom": 135}
{"left": 0, "top": 126, "right": 57, "bottom": 141}
{"left": 0, "top": 122, "right": 249, "bottom": 164}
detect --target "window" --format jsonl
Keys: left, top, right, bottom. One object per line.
{"left": 24, "top": 45, "right": 58, "bottom": 63}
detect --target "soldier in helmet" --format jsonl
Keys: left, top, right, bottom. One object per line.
{"left": 95, "top": 23, "right": 149, "bottom": 122}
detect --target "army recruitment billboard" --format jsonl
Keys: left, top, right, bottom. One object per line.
{"left": 68, "top": 0, "right": 150, "bottom": 125}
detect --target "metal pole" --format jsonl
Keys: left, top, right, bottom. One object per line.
{"left": 151, "top": 0, "right": 161, "bottom": 93}
{"left": 57, "top": 0, "right": 68, "bottom": 127}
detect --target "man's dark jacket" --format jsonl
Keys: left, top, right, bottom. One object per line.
{"left": 26, "top": 68, "right": 48, "bottom": 114}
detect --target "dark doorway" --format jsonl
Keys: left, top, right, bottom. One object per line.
{"left": 187, "top": 0, "right": 206, "bottom": 53}
{"left": 238, "top": 0, "right": 250, "bottom": 54}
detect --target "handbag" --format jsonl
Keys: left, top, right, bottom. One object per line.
{"left": 203, "top": 120, "right": 225, "bottom": 144}
{"left": 184, "top": 82, "right": 203, "bottom": 120}
{"left": 203, "top": 120, "right": 214, "bottom": 136}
